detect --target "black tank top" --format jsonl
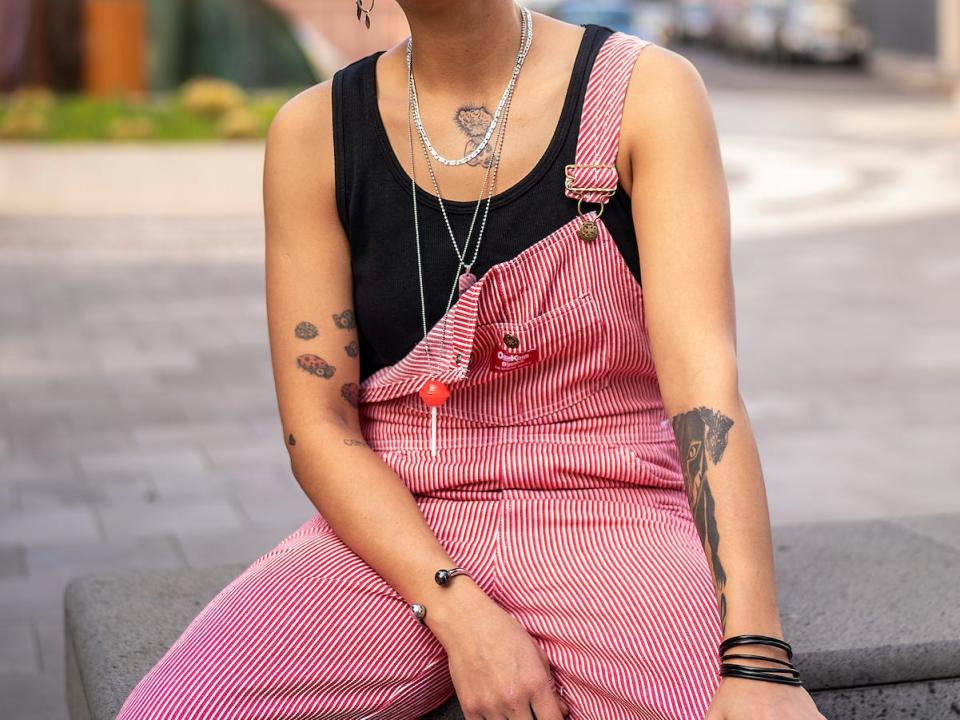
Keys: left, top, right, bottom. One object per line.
{"left": 332, "top": 23, "right": 642, "bottom": 383}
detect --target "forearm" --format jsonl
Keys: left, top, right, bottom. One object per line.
{"left": 285, "top": 414, "right": 485, "bottom": 643}
{"left": 667, "top": 388, "right": 786, "bottom": 655}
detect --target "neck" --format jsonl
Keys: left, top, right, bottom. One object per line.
{"left": 399, "top": 0, "right": 525, "bottom": 98}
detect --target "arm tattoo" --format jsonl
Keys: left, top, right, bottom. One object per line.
{"left": 343, "top": 437, "right": 368, "bottom": 447}
{"left": 344, "top": 340, "right": 359, "bottom": 357}
{"left": 455, "top": 104, "right": 495, "bottom": 168}
{"left": 294, "top": 321, "right": 318, "bottom": 340}
{"left": 296, "top": 354, "right": 336, "bottom": 378}
{"left": 288, "top": 433, "right": 296, "bottom": 446}
{"left": 671, "top": 405, "right": 735, "bottom": 632}
{"left": 340, "top": 382, "right": 359, "bottom": 408}
{"left": 332, "top": 309, "right": 356, "bottom": 329}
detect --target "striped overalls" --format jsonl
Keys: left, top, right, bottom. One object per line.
{"left": 114, "top": 32, "right": 724, "bottom": 720}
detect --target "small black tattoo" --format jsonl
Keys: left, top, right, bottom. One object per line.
{"left": 332, "top": 309, "right": 356, "bottom": 329}
{"left": 296, "top": 354, "right": 336, "bottom": 378}
{"left": 454, "top": 104, "right": 495, "bottom": 168}
{"left": 343, "top": 438, "right": 368, "bottom": 447}
{"left": 671, "top": 405, "right": 735, "bottom": 632}
{"left": 288, "top": 433, "right": 296, "bottom": 446}
{"left": 294, "top": 321, "right": 318, "bottom": 340}
{"left": 344, "top": 340, "right": 359, "bottom": 357}
{"left": 340, "top": 382, "right": 359, "bottom": 408}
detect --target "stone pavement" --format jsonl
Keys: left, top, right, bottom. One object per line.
{"left": 2, "top": 50, "right": 959, "bottom": 719}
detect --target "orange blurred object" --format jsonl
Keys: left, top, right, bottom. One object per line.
{"left": 82, "top": 0, "right": 146, "bottom": 96}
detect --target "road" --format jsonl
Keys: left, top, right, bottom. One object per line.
{"left": 1, "top": 44, "right": 959, "bottom": 719}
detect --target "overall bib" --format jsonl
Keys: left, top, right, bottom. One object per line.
{"left": 115, "top": 32, "right": 724, "bottom": 720}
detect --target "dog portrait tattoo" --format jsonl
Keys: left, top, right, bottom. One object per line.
{"left": 455, "top": 104, "right": 496, "bottom": 168}
{"left": 296, "top": 354, "right": 335, "bottom": 379}
{"left": 671, "top": 405, "right": 735, "bottom": 630}
{"left": 294, "top": 321, "right": 318, "bottom": 340}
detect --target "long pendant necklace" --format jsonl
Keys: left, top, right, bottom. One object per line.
{"left": 406, "top": 5, "right": 530, "bottom": 455}
{"left": 409, "top": 0, "right": 530, "bottom": 168}
{"left": 409, "top": 5, "right": 532, "bottom": 294}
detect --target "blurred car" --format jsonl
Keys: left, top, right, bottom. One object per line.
{"left": 775, "top": 0, "right": 870, "bottom": 65}
{"left": 706, "top": 0, "right": 747, "bottom": 48}
{"left": 551, "top": 0, "right": 673, "bottom": 44}
{"left": 551, "top": 1, "right": 638, "bottom": 35}
{"left": 674, "top": 0, "right": 714, "bottom": 44}
{"left": 633, "top": 2, "right": 675, "bottom": 45}
{"left": 726, "top": 0, "right": 787, "bottom": 60}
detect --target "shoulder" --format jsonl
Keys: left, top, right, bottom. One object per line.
{"left": 620, "top": 42, "right": 716, "bottom": 168}
{"left": 265, "top": 50, "right": 381, "bottom": 162}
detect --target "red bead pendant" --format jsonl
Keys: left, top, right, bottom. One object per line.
{"left": 419, "top": 379, "right": 449, "bottom": 457}
{"left": 419, "top": 379, "right": 449, "bottom": 407}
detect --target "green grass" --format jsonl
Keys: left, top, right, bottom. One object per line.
{"left": 0, "top": 88, "right": 300, "bottom": 142}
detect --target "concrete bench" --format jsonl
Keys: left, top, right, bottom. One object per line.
{"left": 65, "top": 514, "right": 960, "bottom": 719}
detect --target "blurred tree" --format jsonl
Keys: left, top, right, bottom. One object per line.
{"left": 148, "top": 0, "right": 318, "bottom": 90}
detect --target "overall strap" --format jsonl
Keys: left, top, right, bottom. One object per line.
{"left": 564, "top": 32, "right": 652, "bottom": 207}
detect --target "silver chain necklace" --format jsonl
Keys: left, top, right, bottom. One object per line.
{"left": 412, "top": 4, "right": 531, "bottom": 293}
{"left": 407, "top": 2, "right": 532, "bottom": 167}
{"left": 405, "top": 7, "right": 529, "bottom": 455}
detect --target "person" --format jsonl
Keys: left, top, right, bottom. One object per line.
{"left": 114, "top": 2, "right": 828, "bottom": 719}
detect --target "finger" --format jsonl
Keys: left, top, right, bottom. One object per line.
{"left": 529, "top": 683, "right": 566, "bottom": 720}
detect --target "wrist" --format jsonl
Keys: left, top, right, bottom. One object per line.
{"left": 417, "top": 576, "right": 492, "bottom": 644}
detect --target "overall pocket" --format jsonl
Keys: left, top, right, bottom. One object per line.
{"left": 404, "top": 291, "right": 611, "bottom": 426}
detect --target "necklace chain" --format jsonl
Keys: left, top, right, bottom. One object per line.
{"left": 406, "top": 4, "right": 531, "bottom": 380}
{"left": 414, "top": 5, "right": 531, "bottom": 272}
{"left": 407, "top": 2, "right": 532, "bottom": 167}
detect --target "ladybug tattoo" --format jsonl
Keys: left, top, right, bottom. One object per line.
{"left": 296, "top": 354, "right": 336, "bottom": 379}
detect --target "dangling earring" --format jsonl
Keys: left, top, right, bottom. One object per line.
{"left": 355, "top": 0, "right": 375, "bottom": 29}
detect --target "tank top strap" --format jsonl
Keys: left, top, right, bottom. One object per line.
{"left": 563, "top": 32, "right": 652, "bottom": 206}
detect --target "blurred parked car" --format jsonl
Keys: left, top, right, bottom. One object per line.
{"left": 634, "top": 2, "right": 675, "bottom": 45}
{"left": 726, "top": 0, "right": 787, "bottom": 60}
{"left": 551, "top": 0, "right": 673, "bottom": 44}
{"left": 775, "top": 0, "right": 870, "bottom": 65}
{"left": 674, "top": 0, "right": 714, "bottom": 44}
{"left": 706, "top": 0, "right": 746, "bottom": 48}
{"left": 552, "top": 1, "right": 637, "bottom": 34}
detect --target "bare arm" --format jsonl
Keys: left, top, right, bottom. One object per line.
{"left": 263, "top": 81, "right": 485, "bottom": 642}
{"left": 622, "top": 47, "right": 786, "bottom": 659}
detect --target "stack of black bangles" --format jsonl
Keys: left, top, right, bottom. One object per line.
{"left": 719, "top": 634, "right": 803, "bottom": 686}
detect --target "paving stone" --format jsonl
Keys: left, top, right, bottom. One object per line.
{"left": 95, "top": 497, "right": 246, "bottom": 540}
{"left": 130, "top": 419, "right": 253, "bottom": 449}
{"left": 174, "top": 523, "right": 304, "bottom": 568}
{"left": 0, "top": 671, "right": 69, "bottom": 720}
{"left": 0, "top": 544, "right": 25, "bottom": 581}
{"left": 0, "top": 507, "right": 100, "bottom": 546}
{"left": 36, "top": 613, "right": 66, "bottom": 674}
{"left": 75, "top": 447, "right": 208, "bottom": 481}
{"left": 0, "top": 573, "right": 73, "bottom": 620}
{"left": 0, "top": 620, "right": 40, "bottom": 674}
{"left": 25, "top": 535, "right": 183, "bottom": 577}
{"left": 16, "top": 476, "right": 156, "bottom": 512}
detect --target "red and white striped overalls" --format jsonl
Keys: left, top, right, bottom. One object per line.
{"left": 115, "top": 32, "right": 723, "bottom": 720}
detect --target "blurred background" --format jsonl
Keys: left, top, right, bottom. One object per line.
{"left": 1, "top": 1, "right": 958, "bottom": 717}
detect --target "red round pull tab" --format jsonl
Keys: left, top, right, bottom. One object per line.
{"left": 419, "top": 379, "right": 449, "bottom": 407}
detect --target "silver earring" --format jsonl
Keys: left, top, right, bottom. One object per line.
{"left": 355, "top": 0, "right": 375, "bottom": 29}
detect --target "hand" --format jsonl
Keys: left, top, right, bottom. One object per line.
{"left": 705, "top": 665, "right": 827, "bottom": 720}
{"left": 427, "top": 582, "right": 570, "bottom": 720}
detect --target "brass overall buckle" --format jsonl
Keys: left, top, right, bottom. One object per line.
{"left": 564, "top": 163, "right": 618, "bottom": 242}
